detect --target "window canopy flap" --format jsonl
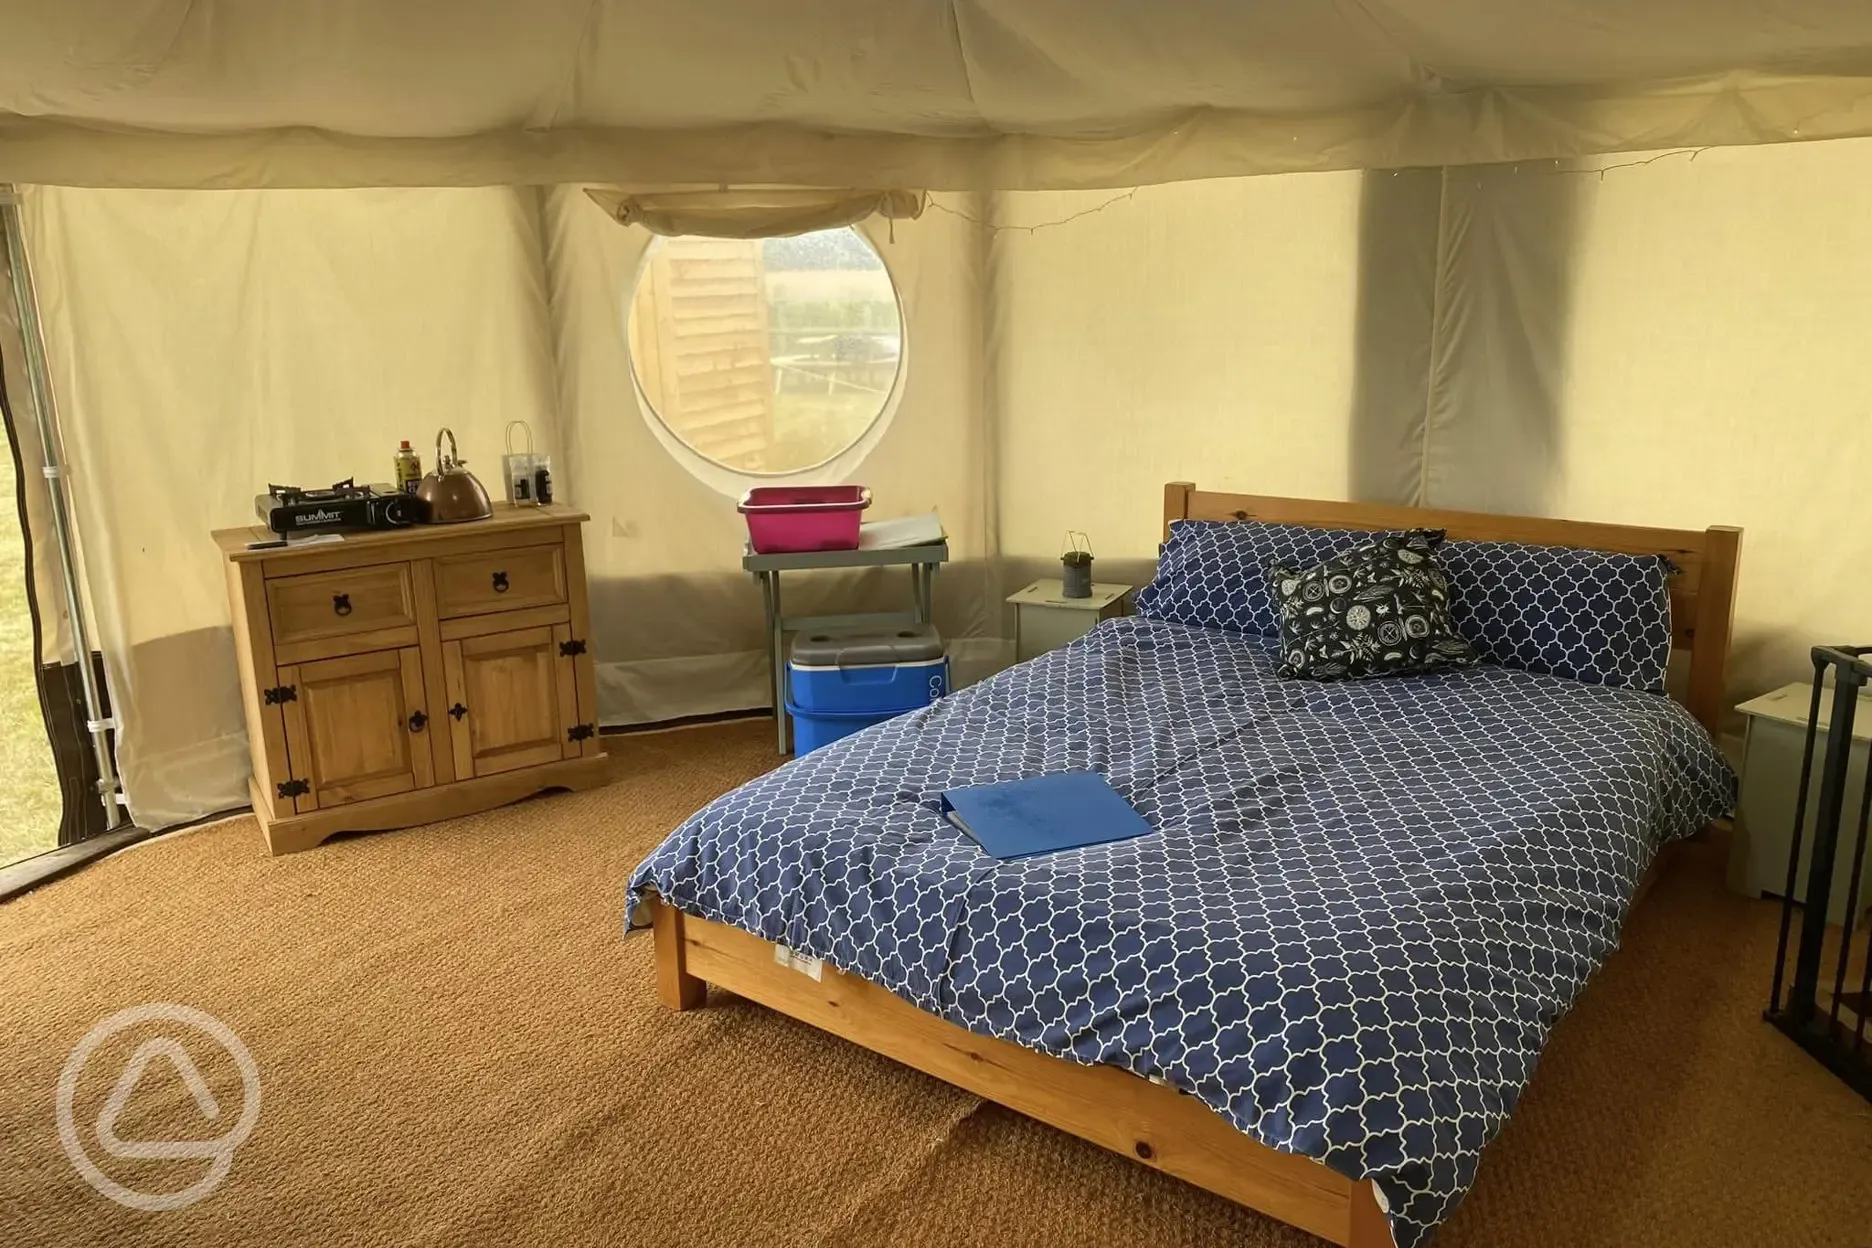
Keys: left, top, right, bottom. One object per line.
{"left": 584, "top": 188, "right": 926, "bottom": 239}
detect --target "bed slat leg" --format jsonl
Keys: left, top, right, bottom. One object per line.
{"left": 1347, "top": 1179, "right": 1394, "bottom": 1248}
{"left": 651, "top": 898, "right": 707, "bottom": 1011}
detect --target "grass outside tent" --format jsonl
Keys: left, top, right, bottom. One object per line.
{"left": 0, "top": 436, "right": 61, "bottom": 866}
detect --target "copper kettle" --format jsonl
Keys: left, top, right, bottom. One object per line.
{"left": 416, "top": 427, "right": 493, "bottom": 524}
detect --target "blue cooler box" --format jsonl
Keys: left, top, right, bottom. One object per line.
{"left": 787, "top": 625, "right": 948, "bottom": 755}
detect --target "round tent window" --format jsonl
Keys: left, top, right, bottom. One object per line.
{"left": 626, "top": 227, "right": 905, "bottom": 477}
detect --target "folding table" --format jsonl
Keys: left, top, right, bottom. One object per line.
{"left": 743, "top": 541, "right": 948, "bottom": 752}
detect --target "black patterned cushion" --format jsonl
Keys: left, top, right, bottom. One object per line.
{"left": 1271, "top": 530, "right": 1478, "bottom": 681}
{"left": 1438, "top": 542, "right": 1675, "bottom": 693}
{"left": 1134, "top": 520, "right": 1379, "bottom": 636}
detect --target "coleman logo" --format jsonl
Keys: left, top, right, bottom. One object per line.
{"left": 292, "top": 509, "right": 343, "bottom": 526}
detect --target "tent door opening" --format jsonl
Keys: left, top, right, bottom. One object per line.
{"left": 0, "top": 186, "right": 129, "bottom": 880}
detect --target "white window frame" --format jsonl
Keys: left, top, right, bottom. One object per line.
{"left": 622, "top": 222, "right": 910, "bottom": 499}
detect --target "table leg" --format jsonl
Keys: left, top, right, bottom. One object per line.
{"left": 914, "top": 562, "right": 932, "bottom": 625}
{"left": 761, "top": 571, "right": 788, "bottom": 753}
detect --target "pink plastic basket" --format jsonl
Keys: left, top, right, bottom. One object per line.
{"left": 738, "top": 486, "right": 872, "bottom": 554}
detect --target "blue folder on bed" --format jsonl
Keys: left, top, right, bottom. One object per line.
{"left": 938, "top": 771, "right": 1153, "bottom": 860}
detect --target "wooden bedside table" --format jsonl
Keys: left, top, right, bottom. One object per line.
{"left": 1006, "top": 579, "right": 1131, "bottom": 662}
{"left": 1731, "top": 680, "right": 1872, "bottom": 920}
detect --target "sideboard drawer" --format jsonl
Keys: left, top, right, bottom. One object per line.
{"left": 268, "top": 563, "right": 417, "bottom": 651}
{"left": 433, "top": 543, "right": 567, "bottom": 618}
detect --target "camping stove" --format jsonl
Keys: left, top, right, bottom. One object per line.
{"left": 255, "top": 479, "right": 423, "bottom": 535}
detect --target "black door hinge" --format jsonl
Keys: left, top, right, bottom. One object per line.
{"left": 263, "top": 684, "right": 298, "bottom": 705}
{"left": 277, "top": 778, "right": 311, "bottom": 799}
{"left": 567, "top": 723, "right": 596, "bottom": 742}
{"left": 558, "top": 638, "right": 587, "bottom": 657}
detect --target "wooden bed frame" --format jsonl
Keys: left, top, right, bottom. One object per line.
{"left": 645, "top": 485, "right": 1743, "bottom": 1248}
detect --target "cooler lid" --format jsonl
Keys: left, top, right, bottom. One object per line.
{"left": 790, "top": 624, "right": 946, "bottom": 667}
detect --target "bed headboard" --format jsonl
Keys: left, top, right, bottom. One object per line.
{"left": 1162, "top": 483, "right": 1743, "bottom": 737}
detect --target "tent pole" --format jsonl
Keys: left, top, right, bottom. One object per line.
{"left": 0, "top": 186, "right": 126, "bottom": 830}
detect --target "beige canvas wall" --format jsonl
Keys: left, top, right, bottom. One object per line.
{"left": 992, "top": 142, "right": 1872, "bottom": 705}
{"left": 21, "top": 187, "right": 559, "bottom": 827}
{"left": 990, "top": 174, "right": 1375, "bottom": 586}
{"left": 1429, "top": 142, "right": 1872, "bottom": 696}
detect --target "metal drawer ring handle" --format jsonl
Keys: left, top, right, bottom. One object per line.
{"left": 332, "top": 593, "right": 352, "bottom": 616}
{"left": 491, "top": 570, "right": 510, "bottom": 593}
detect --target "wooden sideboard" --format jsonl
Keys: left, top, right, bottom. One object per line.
{"left": 214, "top": 504, "right": 609, "bottom": 854}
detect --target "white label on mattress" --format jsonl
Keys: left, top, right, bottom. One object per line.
{"left": 773, "top": 945, "right": 793, "bottom": 969}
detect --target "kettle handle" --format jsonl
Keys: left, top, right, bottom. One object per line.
{"left": 435, "top": 427, "right": 461, "bottom": 469}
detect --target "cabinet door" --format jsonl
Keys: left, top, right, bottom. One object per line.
{"left": 441, "top": 625, "right": 583, "bottom": 779}
{"left": 276, "top": 648, "right": 434, "bottom": 811}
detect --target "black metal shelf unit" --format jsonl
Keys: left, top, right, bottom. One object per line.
{"left": 1765, "top": 645, "right": 1872, "bottom": 1101}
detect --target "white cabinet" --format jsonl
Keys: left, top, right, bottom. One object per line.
{"left": 1730, "top": 680, "right": 1872, "bottom": 923}
{"left": 1006, "top": 579, "right": 1131, "bottom": 663}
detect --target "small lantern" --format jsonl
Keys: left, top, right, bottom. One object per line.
{"left": 1060, "top": 531, "right": 1093, "bottom": 598}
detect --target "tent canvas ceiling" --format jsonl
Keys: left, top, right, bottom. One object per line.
{"left": 2, "top": 1, "right": 1872, "bottom": 188}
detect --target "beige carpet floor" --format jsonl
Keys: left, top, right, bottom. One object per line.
{"left": 4, "top": 719, "right": 1869, "bottom": 1248}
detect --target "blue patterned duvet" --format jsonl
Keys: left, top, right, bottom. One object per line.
{"left": 626, "top": 618, "right": 1733, "bottom": 1246}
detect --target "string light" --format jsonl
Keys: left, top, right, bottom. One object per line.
{"left": 922, "top": 189, "right": 1138, "bottom": 234}
{"left": 1499, "top": 147, "right": 1710, "bottom": 183}
{"left": 919, "top": 146, "right": 1725, "bottom": 235}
